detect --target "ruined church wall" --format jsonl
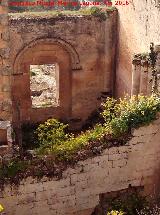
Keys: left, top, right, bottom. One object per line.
{"left": 0, "top": 0, "right": 12, "bottom": 121}
{"left": 1, "top": 116, "right": 160, "bottom": 215}
{"left": 115, "top": 0, "right": 160, "bottom": 97}
{"left": 9, "top": 13, "right": 117, "bottom": 124}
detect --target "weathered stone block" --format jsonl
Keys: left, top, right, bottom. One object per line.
{"left": 0, "top": 65, "right": 12, "bottom": 75}
{"left": 1, "top": 30, "right": 10, "bottom": 41}
{"left": 1, "top": 100, "right": 11, "bottom": 112}
{"left": 108, "top": 152, "right": 127, "bottom": 161}
{"left": 0, "top": 47, "right": 10, "bottom": 59}
{"left": 17, "top": 193, "right": 36, "bottom": 205}
{"left": 18, "top": 182, "right": 44, "bottom": 194}
{"left": 1, "top": 84, "right": 10, "bottom": 92}
{"left": 0, "top": 14, "right": 8, "bottom": 25}
{"left": 132, "top": 124, "right": 159, "bottom": 136}
{"left": 112, "top": 159, "right": 127, "bottom": 168}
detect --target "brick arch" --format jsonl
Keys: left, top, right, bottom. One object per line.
{"left": 13, "top": 38, "right": 81, "bottom": 74}
{"left": 12, "top": 38, "right": 77, "bottom": 123}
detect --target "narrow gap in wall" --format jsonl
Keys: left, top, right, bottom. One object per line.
{"left": 0, "top": 129, "right": 7, "bottom": 146}
{"left": 30, "top": 63, "right": 59, "bottom": 108}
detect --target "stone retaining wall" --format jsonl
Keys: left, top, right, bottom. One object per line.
{"left": 0, "top": 116, "right": 160, "bottom": 215}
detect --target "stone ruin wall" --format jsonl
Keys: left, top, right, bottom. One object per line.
{"left": 0, "top": 0, "right": 13, "bottom": 148}
{"left": 115, "top": 0, "right": 160, "bottom": 97}
{"left": 0, "top": 1, "right": 160, "bottom": 214}
{"left": 0, "top": 5, "right": 118, "bottom": 144}
{"left": 9, "top": 13, "right": 117, "bottom": 125}
{"left": 0, "top": 0, "right": 12, "bottom": 121}
{"left": 0, "top": 116, "right": 160, "bottom": 215}
{"left": 131, "top": 44, "right": 160, "bottom": 96}
{"left": 0, "top": 0, "right": 160, "bottom": 143}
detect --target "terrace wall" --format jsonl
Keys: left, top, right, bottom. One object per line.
{"left": 1, "top": 116, "right": 160, "bottom": 215}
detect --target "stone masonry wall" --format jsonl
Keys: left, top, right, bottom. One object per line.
{"left": 0, "top": 0, "right": 13, "bottom": 147}
{"left": 131, "top": 44, "right": 160, "bottom": 96}
{"left": 1, "top": 116, "right": 160, "bottom": 215}
{"left": 115, "top": 0, "right": 160, "bottom": 97}
{"left": 0, "top": 0, "right": 12, "bottom": 121}
{"left": 9, "top": 13, "right": 117, "bottom": 125}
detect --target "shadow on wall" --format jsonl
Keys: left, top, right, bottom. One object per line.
{"left": 115, "top": 14, "right": 135, "bottom": 98}
{"left": 91, "top": 186, "right": 144, "bottom": 215}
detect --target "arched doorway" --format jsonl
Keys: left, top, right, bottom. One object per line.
{"left": 12, "top": 38, "right": 74, "bottom": 124}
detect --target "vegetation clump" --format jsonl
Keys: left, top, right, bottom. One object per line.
{"left": 90, "top": 6, "right": 108, "bottom": 21}
{"left": 35, "top": 94, "right": 160, "bottom": 160}
{"left": 0, "top": 94, "right": 159, "bottom": 184}
{"left": 36, "top": 118, "right": 69, "bottom": 153}
{"left": 106, "top": 191, "right": 148, "bottom": 215}
{"left": 107, "top": 211, "right": 124, "bottom": 215}
{"left": 102, "top": 95, "right": 160, "bottom": 137}
{"left": 9, "top": 6, "right": 116, "bottom": 20}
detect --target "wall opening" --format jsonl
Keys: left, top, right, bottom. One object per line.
{"left": 0, "top": 129, "right": 7, "bottom": 145}
{"left": 30, "top": 63, "right": 59, "bottom": 108}
{"left": 13, "top": 39, "right": 72, "bottom": 123}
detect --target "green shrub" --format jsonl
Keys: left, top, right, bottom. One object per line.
{"left": 0, "top": 160, "right": 28, "bottom": 179}
{"left": 37, "top": 123, "right": 107, "bottom": 160}
{"left": 50, "top": 124, "right": 107, "bottom": 160}
{"left": 36, "top": 119, "right": 69, "bottom": 152}
{"left": 107, "top": 211, "right": 125, "bottom": 215}
{"left": 106, "top": 192, "right": 148, "bottom": 215}
{"left": 90, "top": 6, "right": 108, "bottom": 21}
{"left": 102, "top": 95, "right": 160, "bottom": 137}
{"left": 0, "top": 95, "right": 160, "bottom": 180}
{"left": 36, "top": 95, "right": 160, "bottom": 160}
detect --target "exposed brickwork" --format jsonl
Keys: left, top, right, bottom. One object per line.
{"left": 0, "top": 0, "right": 12, "bottom": 146}
{"left": 9, "top": 13, "right": 117, "bottom": 125}
{"left": 0, "top": 117, "right": 160, "bottom": 215}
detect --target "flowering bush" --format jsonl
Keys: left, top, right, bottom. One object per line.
{"left": 107, "top": 210, "right": 124, "bottom": 215}
{"left": 36, "top": 119, "right": 69, "bottom": 152}
{"left": 37, "top": 123, "right": 106, "bottom": 159}
{"left": 102, "top": 94, "right": 160, "bottom": 137}
{"left": 35, "top": 95, "right": 160, "bottom": 160}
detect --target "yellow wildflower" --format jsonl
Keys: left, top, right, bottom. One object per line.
{"left": 0, "top": 204, "right": 4, "bottom": 212}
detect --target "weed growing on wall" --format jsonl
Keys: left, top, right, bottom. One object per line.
{"left": 107, "top": 211, "right": 124, "bottom": 215}
{"left": 0, "top": 159, "right": 28, "bottom": 179}
{"left": 36, "top": 94, "right": 160, "bottom": 160}
{"left": 37, "top": 122, "right": 107, "bottom": 159}
{"left": 0, "top": 94, "right": 159, "bottom": 184}
{"left": 106, "top": 192, "right": 148, "bottom": 215}
{"left": 90, "top": 7, "right": 108, "bottom": 21}
{"left": 102, "top": 94, "right": 160, "bottom": 137}
{"left": 36, "top": 119, "right": 69, "bottom": 152}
